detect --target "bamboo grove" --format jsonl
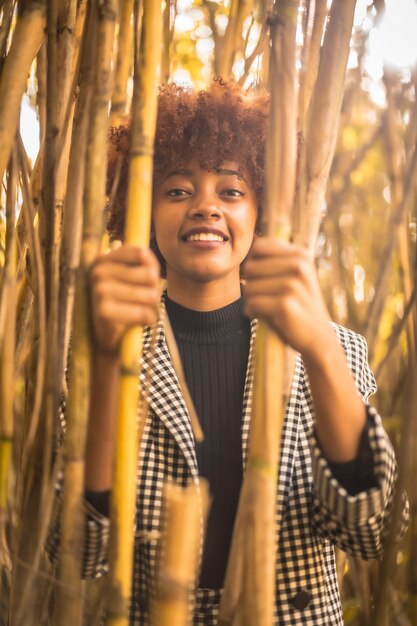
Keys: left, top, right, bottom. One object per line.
{"left": 0, "top": 1, "right": 415, "bottom": 625}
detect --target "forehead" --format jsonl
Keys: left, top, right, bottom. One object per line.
{"left": 160, "top": 160, "right": 249, "bottom": 183}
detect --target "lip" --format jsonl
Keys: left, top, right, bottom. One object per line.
{"left": 180, "top": 226, "right": 230, "bottom": 242}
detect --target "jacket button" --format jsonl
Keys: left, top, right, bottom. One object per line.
{"left": 291, "top": 589, "right": 311, "bottom": 610}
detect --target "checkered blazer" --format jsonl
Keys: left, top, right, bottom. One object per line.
{"left": 47, "top": 318, "right": 408, "bottom": 626}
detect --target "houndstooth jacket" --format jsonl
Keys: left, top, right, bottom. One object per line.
{"left": 47, "top": 317, "right": 408, "bottom": 626}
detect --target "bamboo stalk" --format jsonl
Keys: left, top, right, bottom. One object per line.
{"left": 366, "top": 72, "right": 416, "bottom": 360}
{"left": 38, "top": 0, "right": 60, "bottom": 523}
{"left": 370, "top": 330, "right": 417, "bottom": 626}
{"left": 161, "top": 0, "right": 170, "bottom": 82}
{"left": 9, "top": 138, "right": 49, "bottom": 626}
{"left": 218, "top": 0, "right": 240, "bottom": 79}
{"left": 302, "top": 0, "right": 357, "bottom": 249}
{"left": 0, "top": 149, "right": 18, "bottom": 515}
{"left": 366, "top": 142, "right": 417, "bottom": 361}
{"left": 150, "top": 481, "right": 210, "bottom": 626}
{"left": 375, "top": 283, "right": 416, "bottom": 379}
{"left": 0, "top": 0, "right": 16, "bottom": 58}
{"left": 58, "top": 2, "right": 96, "bottom": 399}
{"left": 219, "top": 3, "right": 298, "bottom": 624}
{"left": 293, "top": 0, "right": 327, "bottom": 240}
{"left": 0, "top": 0, "right": 46, "bottom": 185}
{"left": 36, "top": 42, "right": 47, "bottom": 145}
{"left": 298, "top": 0, "right": 327, "bottom": 128}
{"left": 110, "top": 0, "right": 134, "bottom": 126}
{"left": 56, "top": 1, "right": 117, "bottom": 624}
{"left": 105, "top": 1, "right": 162, "bottom": 624}
{"left": 237, "top": 22, "right": 268, "bottom": 87}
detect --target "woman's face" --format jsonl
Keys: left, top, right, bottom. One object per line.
{"left": 152, "top": 160, "right": 258, "bottom": 289}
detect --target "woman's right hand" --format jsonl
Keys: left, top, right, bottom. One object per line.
{"left": 89, "top": 244, "right": 161, "bottom": 356}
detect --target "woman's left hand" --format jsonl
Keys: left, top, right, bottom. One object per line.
{"left": 243, "top": 237, "right": 334, "bottom": 358}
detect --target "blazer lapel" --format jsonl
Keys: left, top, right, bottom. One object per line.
{"left": 140, "top": 317, "right": 199, "bottom": 480}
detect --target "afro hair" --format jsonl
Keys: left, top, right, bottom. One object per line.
{"left": 106, "top": 78, "right": 269, "bottom": 242}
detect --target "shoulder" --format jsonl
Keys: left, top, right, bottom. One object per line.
{"left": 331, "top": 322, "right": 369, "bottom": 360}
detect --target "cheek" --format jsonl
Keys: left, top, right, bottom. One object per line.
{"left": 236, "top": 208, "right": 258, "bottom": 247}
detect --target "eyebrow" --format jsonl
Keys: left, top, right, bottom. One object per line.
{"left": 162, "top": 167, "right": 245, "bottom": 182}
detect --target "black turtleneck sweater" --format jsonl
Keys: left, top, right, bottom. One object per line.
{"left": 165, "top": 295, "right": 251, "bottom": 590}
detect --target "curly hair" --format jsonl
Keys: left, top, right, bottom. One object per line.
{"left": 106, "top": 78, "right": 269, "bottom": 242}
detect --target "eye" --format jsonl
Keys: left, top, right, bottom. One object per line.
{"left": 166, "top": 188, "right": 190, "bottom": 197}
{"left": 222, "top": 188, "right": 244, "bottom": 197}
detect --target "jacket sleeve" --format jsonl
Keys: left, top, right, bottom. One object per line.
{"left": 44, "top": 404, "right": 111, "bottom": 579}
{"left": 308, "top": 329, "right": 409, "bottom": 559}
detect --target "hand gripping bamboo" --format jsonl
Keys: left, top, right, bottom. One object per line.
{"left": 218, "top": 2, "right": 298, "bottom": 624}
{"left": 105, "top": 2, "right": 163, "bottom": 625}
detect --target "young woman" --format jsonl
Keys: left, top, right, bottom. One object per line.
{"left": 50, "top": 80, "right": 407, "bottom": 625}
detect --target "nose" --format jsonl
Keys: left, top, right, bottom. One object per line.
{"left": 189, "top": 192, "right": 222, "bottom": 220}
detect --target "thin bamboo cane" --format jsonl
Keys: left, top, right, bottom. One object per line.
{"left": 298, "top": 0, "right": 327, "bottom": 128}
{"left": 150, "top": 481, "right": 210, "bottom": 626}
{"left": 58, "top": 3, "right": 96, "bottom": 400}
{"left": 110, "top": 0, "right": 134, "bottom": 125}
{"left": 375, "top": 284, "right": 416, "bottom": 379}
{"left": 370, "top": 330, "right": 417, "bottom": 626}
{"left": 9, "top": 139, "right": 49, "bottom": 626}
{"left": 303, "top": 0, "right": 357, "bottom": 249}
{"left": 38, "top": 0, "right": 60, "bottom": 522}
{"left": 237, "top": 23, "right": 268, "bottom": 88}
{"left": 105, "top": 1, "right": 162, "bottom": 624}
{"left": 219, "top": 3, "right": 298, "bottom": 625}
{"left": 36, "top": 42, "right": 47, "bottom": 145}
{"left": 293, "top": 0, "right": 327, "bottom": 240}
{"left": 218, "top": 0, "right": 240, "bottom": 79}
{"left": 53, "top": 0, "right": 80, "bottom": 217}
{"left": 365, "top": 142, "right": 417, "bottom": 361}
{"left": 161, "top": 0, "right": 170, "bottom": 82}
{"left": 0, "top": 0, "right": 46, "bottom": 185}
{"left": 202, "top": 0, "right": 221, "bottom": 75}
{"left": 0, "top": 0, "right": 16, "bottom": 58}
{"left": 0, "top": 149, "right": 17, "bottom": 516}
{"left": 56, "top": 1, "right": 117, "bottom": 624}
{"left": 366, "top": 72, "right": 416, "bottom": 359}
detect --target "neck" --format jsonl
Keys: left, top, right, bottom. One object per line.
{"left": 166, "top": 272, "right": 242, "bottom": 311}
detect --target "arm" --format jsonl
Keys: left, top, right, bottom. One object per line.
{"left": 46, "top": 245, "right": 161, "bottom": 578}
{"left": 243, "top": 238, "right": 366, "bottom": 461}
{"left": 243, "top": 238, "right": 408, "bottom": 556}
{"left": 86, "top": 244, "right": 160, "bottom": 491}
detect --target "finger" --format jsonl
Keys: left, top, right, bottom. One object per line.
{"left": 249, "top": 238, "right": 299, "bottom": 258}
{"left": 96, "top": 301, "right": 159, "bottom": 327}
{"left": 243, "top": 292, "right": 296, "bottom": 322}
{"left": 90, "top": 260, "right": 160, "bottom": 287}
{"left": 93, "top": 280, "right": 161, "bottom": 307}
{"left": 244, "top": 255, "right": 311, "bottom": 279}
{"left": 244, "top": 276, "right": 292, "bottom": 297}
{"left": 100, "top": 244, "right": 157, "bottom": 265}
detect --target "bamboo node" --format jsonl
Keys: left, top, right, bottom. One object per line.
{"left": 98, "top": 3, "right": 117, "bottom": 22}
{"left": 129, "top": 146, "right": 155, "bottom": 159}
{"left": 120, "top": 364, "right": 139, "bottom": 377}
{"left": 156, "top": 573, "right": 190, "bottom": 601}
{"left": 247, "top": 457, "right": 278, "bottom": 478}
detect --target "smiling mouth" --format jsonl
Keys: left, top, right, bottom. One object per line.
{"left": 186, "top": 232, "right": 226, "bottom": 242}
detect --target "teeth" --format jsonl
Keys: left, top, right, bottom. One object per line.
{"left": 187, "top": 233, "right": 224, "bottom": 242}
